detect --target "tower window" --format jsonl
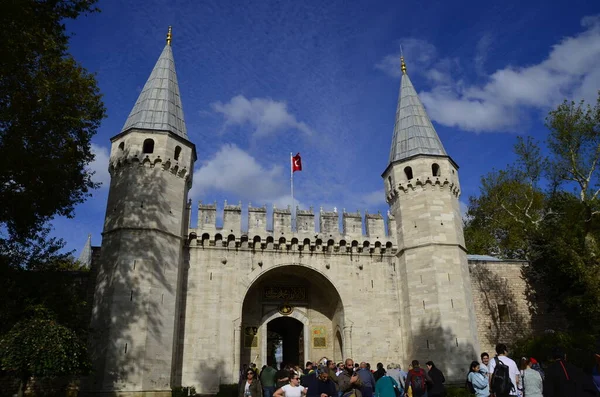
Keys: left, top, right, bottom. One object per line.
{"left": 118, "top": 142, "right": 125, "bottom": 151}
{"left": 388, "top": 175, "right": 393, "bottom": 190}
{"left": 174, "top": 146, "right": 182, "bottom": 161}
{"left": 432, "top": 163, "right": 441, "bottom": 177}
{"left": 497, "top": 303, "right": 510, "bottom": 322}
{"left": 404, "top": 166, "right": 413, "bottom": 180}
{"left": 142, "top": 139, "right": 154, "bottom": 154}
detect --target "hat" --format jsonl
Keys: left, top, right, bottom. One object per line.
{"left": 529, "top": 357, "right": 538, "bottom": 365}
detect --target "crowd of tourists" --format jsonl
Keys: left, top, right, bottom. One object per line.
{"left": 238, "top": 343, "right": 600, "bottom": 397}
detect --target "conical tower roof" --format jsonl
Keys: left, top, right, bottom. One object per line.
{"left": 78, "top": 234, "right": 92, "bottom": 268}
{"left": 388, "top": 59, "right": 446, "bottom": 164}
{"left": 121, "top": 29, "right": 187, "bottom": 139}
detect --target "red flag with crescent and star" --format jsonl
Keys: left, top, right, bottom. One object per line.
{"left": 292, "top": 153, "right": 302, "bottom": 173}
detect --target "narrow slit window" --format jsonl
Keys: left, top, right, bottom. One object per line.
{"left": 118, "top": 142, "right": 125, "bottom": 151}
{"left": 497, "top": 303, "right": 510, "bottom": 322}
{"left": 432, "top": 163, "right": 441, "bottom": 177}
{"left": 174, "top": 145, "right": 182, "bottom": 161}
{"left": 404, "top": 166, "right": 413, "bottom": 180}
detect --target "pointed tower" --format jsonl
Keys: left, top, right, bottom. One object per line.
{"left": 88, "top": 27, "right": 196, "bottom": 395}
{"left": 382, "top": 57, "right": 479, "bottom": 377}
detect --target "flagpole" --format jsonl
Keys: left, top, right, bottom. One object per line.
{"left": 290, "top": 152, "right": 294, "bottom": 230}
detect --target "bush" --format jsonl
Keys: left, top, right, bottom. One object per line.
{"left": 510, "top": 331, "right": 597, "bottom": 370}
{"left": 216, "top": 383, "right": 238, "bottom": 397}
{"left": 446, "top": 386, "right": 471, "bottom": 397}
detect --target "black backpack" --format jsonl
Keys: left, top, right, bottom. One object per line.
{"left": 490, "top": 357, "right": 513, "bottom": 395}
{"left": 410, "top": 368, "right": 426, "bottom": 396}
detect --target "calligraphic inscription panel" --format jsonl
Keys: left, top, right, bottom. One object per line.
{"left": 312, "top": 326, "right": 327, "bottom": 349}
{"left": 263, "top": 286, "right": 306, "bottom": 301}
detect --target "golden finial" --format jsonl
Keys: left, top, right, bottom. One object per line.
{"left": 400, "top": 45, "right": 407, "bottom": 75}
{"left": 166, "top": 26, "right": 172, "bottom": 46}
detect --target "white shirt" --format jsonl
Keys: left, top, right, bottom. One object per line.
{"left": 245, "top": 382, "right": 251, "bottom": 396}
{"left": 282, "top": 384, "right": 305, "bottom": 397}
{"left": 488, "top": 356, "right": 519, "bottom": 395}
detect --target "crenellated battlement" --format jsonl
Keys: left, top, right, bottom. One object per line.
{"left": 193, "top": 201, "right": 397, "bottom": 253}
{"left": 386, "top": 176, "right": 460, "bottom": 203}
{"left": 108, "top": 153, "right": 191, "bottom": 180}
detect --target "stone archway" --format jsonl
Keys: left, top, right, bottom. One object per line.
{"left": 239, "top": 265, "right": 344, "bottom": 369}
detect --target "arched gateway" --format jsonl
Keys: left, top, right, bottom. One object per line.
{"left": 238, "top": 265, "right": 345, "bottom": 372}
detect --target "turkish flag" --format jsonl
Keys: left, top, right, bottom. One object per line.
{"left": 292, "top": 153, "right": 302, "bottom": 172}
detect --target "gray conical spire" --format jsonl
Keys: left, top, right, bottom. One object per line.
{"left": 78, "top": 234, "right": 92, "bottom": 268}
{"left": 388, "top": 59, "right": 446, "bottom": 164}
{"left": 121, "top": 30, "right": 187, "bottom": 139}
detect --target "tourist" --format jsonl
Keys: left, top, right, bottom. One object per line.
{"left": 327, "top": 360, "right": 340, "bottom": 389}
{"left": 488, "top": 343, "right": 519, "bottom": 397}
{"left": 317, "top": 366, "right": 338, "bottom": 397}
{"left": 373, "top": 363, "right": 386, "bottom": 382}
{"left": 274, "top": 373, "right": 307, "bottom": 397}
{"left": 425, "top": 361, "right": 445, "bottom": 397}
{"left": 305, "top": 361, "right": 314, "bottom": 375}
{"left": 467, "top": 361, "right": 490, "bottom": 397}
{"left": 260, "top": 362, "right": 278, "bottom": 397}
{"left": 276, "top": 363, "right": 290, "bottom": 389}
{"left": 239, "top": 368, "right": 263, "bottom": 397}
{"left": 519, "top": 358, "right": 542, "bottom": 397}
{"left": 404, "top": 360, "right": 432, "bottom": 397}
{"left": 375, "top": 370, "right": 402, "bottom": 397}
{"left": 358, "top": 362, "right": 377, "bottom": 397}
{"left": 480, "top": 353, "right": 490, "bottom": 374}
{"left": 338, "top": 358, "right": 363, "bottom": 397}
{"left": 543, "top": 346, "right": 598, "bottom": 396}
{"left": 387, "top": 363, "right": 406, "bottom": 391}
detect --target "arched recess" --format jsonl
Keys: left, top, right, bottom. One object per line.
{"left": 238, "top": 265, "right": 345, "bottom": 371}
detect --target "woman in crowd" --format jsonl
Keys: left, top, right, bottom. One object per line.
{"left": 520, "top": 357, "right": 543, "bottom": 397}
{"left": 425, "top": 361, "right": 445, "bottom": 397}
{"left": 467, "top": 361, "right": 490, "bottom": 397}
{"left": 274, "top": 373, "right": 308, "bottom": 397}
{"left": 240, "top": 368, "right": 263, "bottom": 397}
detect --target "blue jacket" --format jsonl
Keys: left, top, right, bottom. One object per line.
{"left": 468, "top": 371, "right": 490, "bottom": 397}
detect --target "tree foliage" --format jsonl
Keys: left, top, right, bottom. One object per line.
{"left": 465, "top": 93, "right": 600, "bottom": 332}
{"left": 0, "top": 0, "right": 105, "bottom": 243}
{"left": 0, "top": 308, "right": 90, "bottom": 396}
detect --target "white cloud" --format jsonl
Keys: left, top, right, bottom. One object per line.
{"left": 190, "top": 144, "right": 288, "bottom": 203}
{"left": 89, "top": 143, "right": 111, "bottom": 188}
{"left": 211, "top": 95, "right": 313, "bottom": 137}
{"left": 357, "top": 190, "right": 385, "bottom": 207}
{"left": 376, "top": 15, "right": 600, "bottom": 132}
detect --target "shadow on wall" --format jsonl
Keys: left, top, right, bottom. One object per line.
{"left": 83, "top": 149, "right": 191, "bottom": 392}
{"left": 192, "top": 359, "right": 226, "bottom": 394}
{"left": 410, "top": 317, "right": 477, "bottom": 381}
{"left": 469, "top": 265, "right": 531, "bottom": 349}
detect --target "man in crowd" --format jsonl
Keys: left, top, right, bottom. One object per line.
{"left": 405, "top": 360, "right": 432, "bottom": 397}
{"left": 480, "top": 352, "right": 490, "bottom": 374}
{"left": 338, "top": 359, "right": 363, "bottom": 397}
{"left": 260, "top": 362, "right": 278, "bottom": 397}
{"left": 357, "top": 362, "right": 377, "bottom": 397}
{"left": 489, "top": 343, "right": 519, "bottom": 397}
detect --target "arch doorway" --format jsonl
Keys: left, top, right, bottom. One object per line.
{"left": 239, "top": 265, "right": 344, "bottom": 370}
{"left": 267, "top": 317, "right": 304, "bottom": 368}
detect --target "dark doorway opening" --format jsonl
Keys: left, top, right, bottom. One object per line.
{"left": 267, "top": 317, "right": 304, "bottom": 367}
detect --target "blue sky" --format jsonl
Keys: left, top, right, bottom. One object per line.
{"left": 55, "top": 0, "right": 600, "bottom": 256}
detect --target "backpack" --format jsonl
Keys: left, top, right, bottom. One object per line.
{"left": 410, "top": 368, "right": 426, "bottom": 396}
{"left": 490, "top": 357, "right": 513, "bottom": 395}
{"left": 465, "top": 373, "right": 476, "bottom": 394}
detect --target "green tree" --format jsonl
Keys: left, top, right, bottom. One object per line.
{"left": 465, "top": 94, "right": 600, "bottom": 332}
{"left": 0, "top": 0, "right": 105, "bottom": 246}
{"left": 0, "top": 308, "right": 90, "bottom": 397}
{"left": 464, "top": 137, "right": 548, "bottom": 259}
